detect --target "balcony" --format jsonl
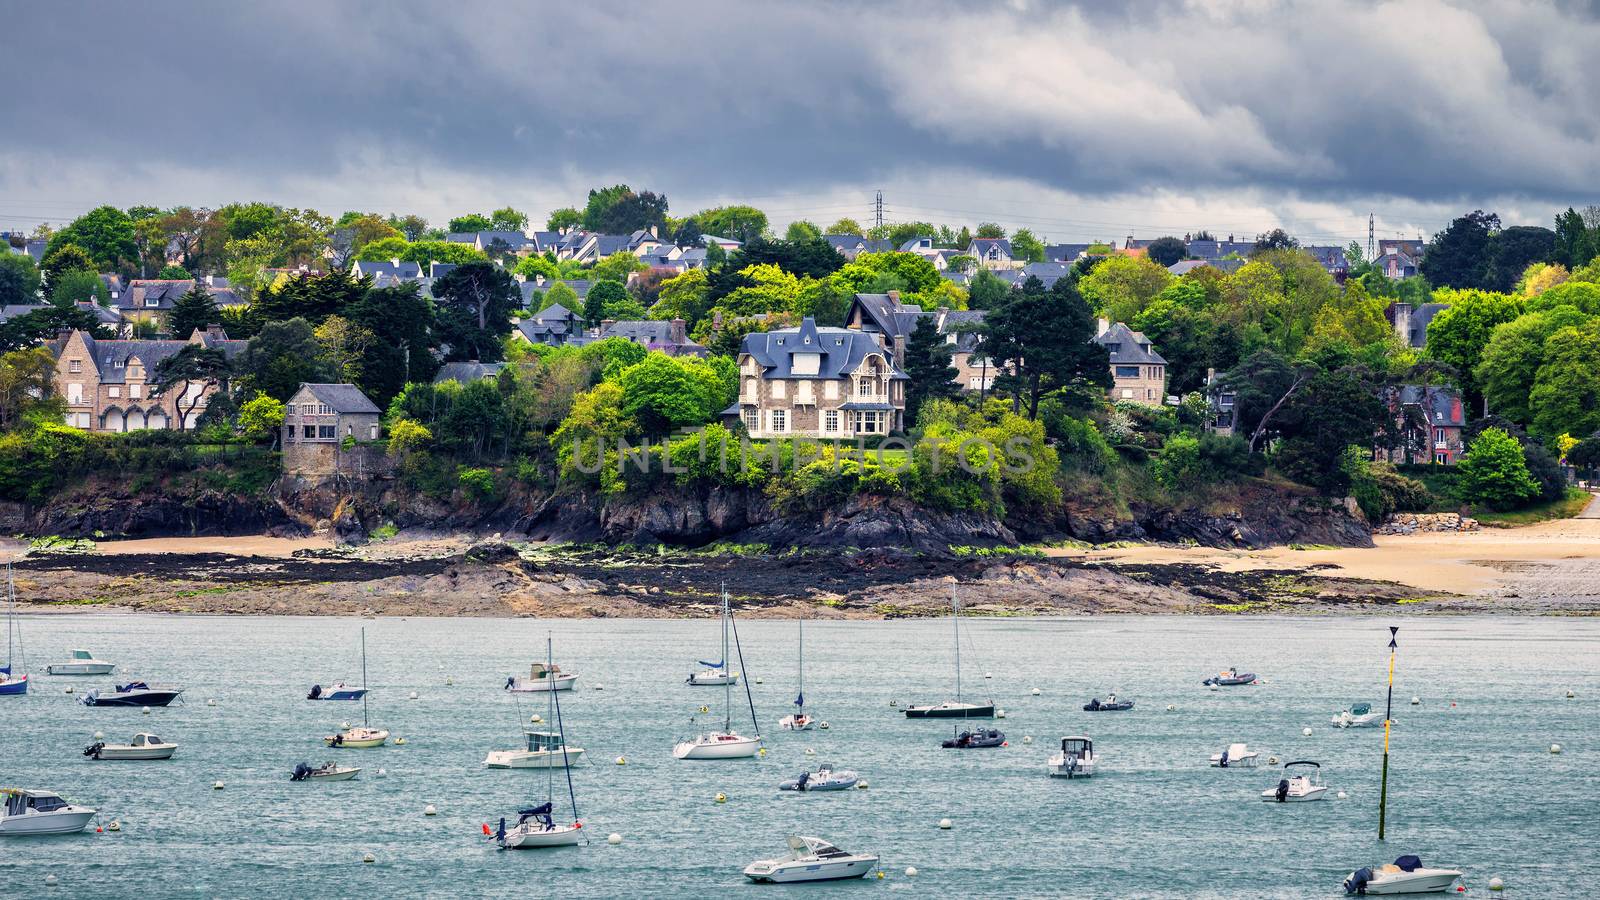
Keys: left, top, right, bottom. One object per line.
{"left": 1434, "top": 441, "right": 1449, "bottom": 451}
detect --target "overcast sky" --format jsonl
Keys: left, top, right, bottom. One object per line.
{"left": 4, "top": 0, "right": 1598, "bottom": 246}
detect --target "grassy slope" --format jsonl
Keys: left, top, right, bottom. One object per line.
{"left": 1474, "top": 487, "right": 1593, "bottom": 527}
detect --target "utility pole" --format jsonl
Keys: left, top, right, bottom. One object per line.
{"left": 874, "top": 190, "right": 884, "bottom": 231}
{"left": 1367, "top": 213, "right": 1376, "bottom": 261}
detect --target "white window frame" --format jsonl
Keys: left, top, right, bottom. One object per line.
{"left": 742, "top": 408, "right": 759, "bottom": 433}
{"left": 769, "top": 409, "right": 788, "bottom": 433}
{"left": 823, "top": 410, "right": 839, "bottom": 434}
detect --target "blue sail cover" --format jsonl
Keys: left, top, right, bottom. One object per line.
{"left": 697, "top": 660, "right": 725, "bottom": 669}
{"left": 0, "top": 665, "right": 9, "bottom": 675}
{"left": 793, "top": 693, "right": 804, "bottom": 708}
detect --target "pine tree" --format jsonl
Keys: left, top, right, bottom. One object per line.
{"left": 167, "top": 284, "right": 219, "bottom": 339}
{"left": 903, "top": 316, "right": 960, "bottom": 426}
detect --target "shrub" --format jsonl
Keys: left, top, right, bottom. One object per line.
{"left": 458, "top": 466, "right": 497, "bottom": 500}
{"left": 1151, "top": 433, "right": 1203, "bottom": 490}
{"left": 1457, "top": 427, "right": 1540, "bottom": 510}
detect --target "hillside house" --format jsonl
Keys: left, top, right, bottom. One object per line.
{"left": 1380, "top": 385, "right": 1465, "bottom": 465}
{"left": 51, "top": 326, "right": 245, "bottom": 431}
{"left": 1094, "top": 319, "right": 1167, "bottom": 407}
{"left": 726, "top": 317, "right": 907, "bottom": 439}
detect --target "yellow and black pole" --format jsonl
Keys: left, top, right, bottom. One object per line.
{"left": 1378, "top": 625, "right": 1398, "bottom": 840}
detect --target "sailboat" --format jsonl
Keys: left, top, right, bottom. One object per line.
{"left": 323, "top": 627, "right": 388, "bottom": 748}
{"left": 674, "top": 587, "right": 762, "bottom": 759}
{"left": 903, "top": 591, "right": 994, "bottom": 719}
{"left": 492, "top": 633, "right": 585, "bottom": 849}
{"left": 0, "top": 566, "right": 26, "bottom": 696}
{"left": 687, "top": 603, "right": 738, "bottom": 687}
{"left": 778, "top": 619, "right": 814, "bottom": 731}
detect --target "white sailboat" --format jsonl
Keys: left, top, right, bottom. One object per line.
{"left": 493, "top": 634, "right": 585, "bottom": 850}
{"left": 324, "top": 628, "right": 388, "bottom": 749}
{"left": 778, "top": 619, "right": 815, "bottom": 731}
{"left": 0, "top": 566, "right": 26, "bottom": 696}
{"left": 903, "top": 590, "right": 994, "bottom": 720}
{"left": 675, "top": 587, "right": 762, "bottom": 760}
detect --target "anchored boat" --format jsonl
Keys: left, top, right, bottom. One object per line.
{"left": 1048, "top": 736, "right": 1097, "bottom": 777}
{"left": 485, "top": 730, "right": 586, "bottom": 769}
{"left": 1332, "top": 702, "right": 1386, "bottom": 728}
{"left": 491, "top": 634, "right": 586, "bottom": 850}
{"left": 743, "top": 835, "right": 878, "bottom": 883}
{"left": 1344, "top": 856, "right": 1462, "bottom": 894}
{"left": 674, "top": 587, "right": 762, "bottom": 760}
{"left": 0, "top": 789, "right": 96, "bottom": 836}
{"left": 0, "top": 566, "right": 26, "bottom": 696}
{"left": 1210, "top": 743, "right": 1260, "bottom": 768}
{"left": 905, "top": 590, "right": 995, "bottom": 721}
{"left": 1082, "top": 693, "right": 1134, "bottom": 712}
{"left": 46, "top": 649, "right": 115, "bottom": 676}
{"left": 1262, "top": 760, "right": 1329, "bottom": 802}
{"left": 324, "top": 628, "right": 387, "bottom": 748}
{"left": 84, "top": 733, "right": 177, "bottom": 760}
{"left": 79, "top": 681, "right": 184, "bottom": 707}
{"left": 291, "top": 761, "right": 360, "bottom": 782}
{"left": 506, "top": 661, "right": 577, "bottom": 693}
{"left": 778, "top": 764, "right": 860, "bottom": 792}
{"left": 1202, "top": 667, "right": 1258, "bottom": 686}
{"left": 777, "top": 619, "right": 816, "bottom": 731}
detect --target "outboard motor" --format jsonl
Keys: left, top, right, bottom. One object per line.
{"left": 1219, "top": 749, "right": 1229, "bottom": 768}
{"left": 505, "top": 676, "right": 515, "bottom": 690}
{"left": 307, "top": 684, "right": 322, "bottom": 700}
{"left": 795, "top": 771, "right": 810, "bottom": 792}
{"left": 1086, "top": 698, "right": 1100, "bottom": 711}
{"left": 83, "top": 742, "right": 105, "bottom": 759}
{"left": 1275, "top": 779, "right": 1290, "bottom": 802}
{"left": 291, "top": 763, "right": 311, "bottom": 781}
{"left": 1345, "top": 866, "right": 1374, "bottom": 894}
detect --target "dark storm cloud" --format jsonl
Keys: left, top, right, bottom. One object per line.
{"left": 3, "top": 0, "right": 1598, "bottom": 229}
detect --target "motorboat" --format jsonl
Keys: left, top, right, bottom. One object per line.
{"left": 506, "top": 661, "right": 577, "bottom": 692}
{"left": 306, "top": 682, "right": 367, "bottom": 701}
{"left": 674, "top": 731, "right": 761, "bottom": 760}
{"left": 1, "top": 567, "right": 27, "bottom": 696}
{"left": 325, "top": 726, "right": 389, "bottom": 749}
{"left": 778, "top": 619, "right": 817, "bottom": 731}
{"left": 1209, "top": 742, "right": 1260, "bottom": 768}
{"left": 1262, "top": 760, "right": 1329, "bottom": 802}
{"left": 291, "top": 761, "right": 360, "bottom": 782}
{"left": 779, "top": 711, "right": 816, "bottom": 730}
{"left": 0, "top": 789, "right": 96, "bottom": 835}
{"left": 1344, "top": 855, "right": 1463, "bottom": 894}
{"left": 485, "top": 730, "right": 586, "bottom": 769}
{"left": 1048, "top": 736, "right": 1097, "bottom": 778}
{"left": 675, "top": 587, "right": 763, "bottom": 760}
{"left": 743, "top": 835, "right": 878, "bottom": 883}
{"left": 941, "top": 727, "right": 1006, "bottom": 749}
{"left": 1202, "top": 668, "right": 1258, "bottom": 686}
{"left": 83, "top": 733, "right": 177, "bottom": 760}
{"left": 79, "top": 681, "right": 184, "bottom": 707}
{"left": 1083, "top": 693, "right": 1134, "bottom": 712}
{"left": 778, "top": 764, "right": 860, "bottom": 792}
{"left": 1332, "top": 702, "right": 1387, "bottom": 729}
{"left": 903, "top": 700, "right": 995, "bottom": 719}
{"left": 46, "top": 649, "right": 115, "bottom": 676}
{"left": 493, "top": 802, "right": 582, "bottom": 849}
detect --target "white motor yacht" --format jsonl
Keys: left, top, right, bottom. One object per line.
{"left": 291, "top": 762, "right": 360, "bottom": 782}
{"left": 1209, "top": 742, "right": 1260, "bottom": 768}
{"left": 46, "top": 649, "right": 115, "bottom": 676}
{"left": 1048, "top": 736, "right": 1097, "bottom": 777}
{"left": 1344, "top": 856, "right": 1463, "bottom": 894}
{"left": 485, "top": 730, "right": 586, "bottom": 769}
{"left": 1332, "top": 702, "right": 1387, "bottom": 728}
{"left": 79, "top": 681, "right": 184, "bottom": 707}
{"left": 1262, "top": 760, "right": 1329, "bottom": 802}
{"left": 743, "top": 835, "right": 878, "bottom": 883}
{"left": 505, "top": 661, "right": 577, "bottom": 692}
{"left": 84, "top": 733, "right": 177, "bottom": 760}
{"left": 0, "top": 789, "right": 96, "bottom": 835}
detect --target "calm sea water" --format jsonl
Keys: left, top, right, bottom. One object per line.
{"left": 0, "top": 613, "right": 1595, "bottom": 898}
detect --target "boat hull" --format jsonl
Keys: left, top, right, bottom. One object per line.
{"left": 0, "top": 676, "right": 26, "bottom": 695}
{"left": 744, "top": 856, "right": 877, "bottom": 883}
{"left": 507, "top": 674, "right": 577, "bottom": 692}
{"left": 1048, "top": 757, "right": 1096, "bottom": 778}
{"left": 687, "top": 672, "right": 737, "bottom": 686}
{"left": 674, "top": 736, "right": 760, "bottom": 759}
{"left": 309, "top": 768, "right": 360, "bottom": 782}
{"left": 1210, "top": 755, "right": 1260, "bottom": 768}
{"left": 1345, "top": 869, "right": 1462, "bottom": 894}
{"left": 326, "top": 728, "right": 389, "bottom": 749}
{"left": 309, "top": 690, "right": 368, "bottom": 701}
{"left": 1261, "top": 787, "right": 1328, "bottom": 802}
{"left": 92, "top": 746, "right": 176, "bottom": 761}
{"left": 46, "top": 664, "right": 114, "bottom": 676}
{"left": 778, "top": 715, "right": 814, "bottom": 731}
{"left": 81, "top": 690, "right": 183, "bottom": 707}
{"left": 903, "top": 703, "right": 993, "bottom": 719}
{"left": 501, "top": 824, "right": 582, "bottom": 848}
{"left": 484, "top": 748, "right": 586, "bottom": 769}
{"left": 0, "top": 809, "right": 97, "bottom": 836}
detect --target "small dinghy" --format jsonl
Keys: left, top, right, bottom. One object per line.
{"left": 1209, "top": 742, "right": 1260, "bottom": 768}
{"left": 1082, "top": 693, "right": 1134, "bottom": 712}
{"left": 942, "top": 727, "right": 1005, "bottom": 749}
{"left": 306, "top": 682, "right": 367, "bottom": 701}
{"left": 0, "top": 789, "right": 96, "bottom": 835}
{"left": 778, "top": 764, "right": 859, "bottom": 792}
{"left": 743, "top": 835, "right": 878, "bottom": 883}
{"left": 291, "top": 761, "right": 360, "bottom": 782}
{"left": 79, "top": 681, "right": 184, "bottom": 707}
{"left": 45, "top": 649, "right": 115, "bottom": 676}
{"left": 1202, "top": 667, "right": 1258, "bottom": 686}
{"left": 493, "top": 802, "right": 582, "bottom": 849}
{"left": 1262, "top": 760, "right": 1329, "bottom": 802}
{"left": 506, "top": 661, "right": 577, "bottom": 692}
{"left": 84, "top": 733, "right": 177, "bottom": 761}
{"left": 1332, "top": 702, "right": 1386, "bottom": 728}
{"left": 1344, "top": 855, "right": 1462, "bottom": 894}
{"left": 1048, "top": 736, "right": 1096, "bottom": 778}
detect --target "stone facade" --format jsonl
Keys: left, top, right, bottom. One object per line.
{"left": 282, "top": 383, "right": 382, "bottom": 476}
{"left": 51, "top": 326, "right": 244, "bottom": 432}
{"left": 1094, "top": 320, "right": 1167, "bottom": 407}
{"left": 730, "top": 318, "right": 906, "bottom": 439}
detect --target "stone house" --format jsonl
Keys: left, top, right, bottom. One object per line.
{"left": 117, "top": 278, "right": 244, "bottom": 335}
{"left": 966, "top": 238, "right": 1015, "bottom": 269}
{"left": 1094, "top": 319, "right": 1167, "bottom": 407}
{"left": 281, "top": 383, "right": 383, "bottom": 476}
{"left": 51, "top": 326, "right": 245, "bottom": 431}
{"left": 1379, "top": 385, "right": 1465, "bottom": 465}
{"left": 515, "top": 302, "right": 583, "bottom": 347}
{"left": 1386, "top": 301, "right": 1450, "bottom": 349}
{"left": 726, "top": 317, "right": 907, "bottom": 439}
{"left": 932, "top": 308, "right": 994, "bottom": 392}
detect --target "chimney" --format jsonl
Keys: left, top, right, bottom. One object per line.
{"left": 712, "top": 309, "right": 724, "bottom": 331}
{"left": 649, "top": 225, "right": 659, "bottom": 239}
{"left": 1096, "top": 317, "right": 1110, "bottom": 336}
{"left": 886, "top": 289, "right": 901, "bottom": 304}
{"left": 392, "top": 258, "right": 402, "bottom": 267}
{"left": 670, "top": 318, "right": 686, "bottom": 345}
{"left": 892, "top": 333, "right": 907, "bottom": 366}
{"left": 1393, "top": 302, "right": 1413, "bottom": 345}
{"left": 206, "top": 323, "right": 226, "bottom": 341}
{"left": 936, "top": 305, "right": 949, "bottom": 330}
{"left": 56, "top": 328, "right": 74, "bottom": 343}
{"left": 600, "top": 319, "right": 616, "bottom": 333}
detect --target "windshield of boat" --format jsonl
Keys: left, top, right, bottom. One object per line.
{"left": 29, "top": 794, "right": 68, "bottom": 812}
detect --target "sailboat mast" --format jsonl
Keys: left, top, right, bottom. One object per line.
{"left": 545, "top": 634, "right": 555, "bottom": 808}
{"left": 953, "top": 591, "right": 962, "bottom": 704}
{"left": 6, "top": 565, "right": 13, "bottom": 669}
{"left": 549, "top": 632, "right": 581, "bottom": 833}
{"left": 797, "top": 618, "right": 804, "bottom": 715}
{"left": 722, "top": 585, "right": 731, "bottom": 732}
{"left": 361, "top": 627, "right": 369, "bottom": 727}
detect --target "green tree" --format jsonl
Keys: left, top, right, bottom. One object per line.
{"left": 236, "top": 394, "right": 286, "bottom": 446}
{"left": 966, "top": 269, "right": 1012, "bottom": 310}
{"left": 1151, "top": 432, "right": 1203, "bottom": 490}
{"left": 253, "top": 268, "right": 368, "bottom": 326}
{"left": 614, "top": 353, "right": 729, "bottom": 434}
{"left": 167, "top": 284, "right": 219, "bottom": 339}
{"left": 238, "top": 318, "right": 335, "bottom": 401}
{"left": 584, "top": 280, "right": 628, "bottom": 327}
{"left": 785, "top": 220, "right": 822, "bottom": 242}
{"left": 976, "top": 222, "right": 1006, "bottom": 239}
{"left": 546, "top": 208, "right": 582, "bottom": 232}
{"left": 39, "top": 243, "right": 96, "bottom": 302}
{"left": 45, "top": 269, "right": 107, "bottom": 308}
{"left": 693, "top": 205, "right": 767, "bottom": 243}
{"left": 355, "top": 236, "right": 411, "bottom": 262}
{"left": 1486, "top": 225, "right": 1557, "bottom": 293}
{"left": 1424, "top": 288, "right": 1524, "bottom": 407}
{"left": 980, "top": 277, "right": 1109, "bottom": 419}
{"left": 1553, "top": 207, "right": 1596, "bottom": 269}
{"left": 0, "top": 255, "right": 41, "bottom": 306}
{"left": 151, "top": 345, "right": 233, "bottom": 430}
{"left": 1526, "top": 280, "right": 1600, "bottom": 316}
{"left": 584, "top": 186, "right": 669, "bottom": 234}
{"left": 0, "top": 305, "right": 114, "bottom": 353}
{"left": 448, "top": 213, "right": 493, "bottom": 233}
{"left": 1456, "top": 427, "right": 1540, "bottom": 509}
{"left": 1529, "top": 321, "right": 1600, "bottom": 442}
{"left": 648, "top": 268, "right": 713, "bottom": 330}
{"left": 590, "top": 251, "right": 646, "bottom": 284}
{"left": 825, "top": 218, "right": 863, "bottom": 236}
{"left": 1476, "top": 308, "right": 1590, "bottom": 425}
{"left": 47, "top": 205, "right": 139, "bottom": 272}
{"left": 432, "top": 262, "right": 519, "bottom": 362}
{"left": 902, "top": 316, "right": 960, "bottom": 425}
{"left": 1422, "top": 210, "right": 1499, "bottom": 289}
{"left": 157, "top": 264, "right": 193, "bottom": 280}
{"left": 1145, "top": 236, "right": 1187, "bottom": 267}
{"left": 1011, "top": 228, "right": 1046, "bottom": 263}
{"left": 540, "top": 281, "right": 582, "bottom": 313}
{"left": 489, "top": 207, "right": 528, "bottom": 232}
{"left": 1077, "top": 254, "right": 1173, "bottom": 323}
{"left": 0, "top": 347, "right": 62, "bottom": 431}
{"left": 1252, "top": 228, "right": 1299, "bottom": 252}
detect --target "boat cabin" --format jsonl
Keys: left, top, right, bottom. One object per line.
{"left": 789, "top": 835, "right": 853, "bottom": 860}
{"left": 1060, "top": 736, "right": 1093, "bottom": 758}
{"left": 522, "top": 730, "right": 566, "bottom": 752}
{"left": 132, "top": 734, "right": 163, "bottom": 747}
{"left": 528, "top": 662, "right": 563, "bottom": 680}
{"left": 3, "top": 789, "right": 69, "bottom": 816}
{"left": 68, "top": 650, "right": 97, "bottom": 661}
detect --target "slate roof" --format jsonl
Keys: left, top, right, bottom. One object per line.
{"left": 1378, "top": 239, "right": 1424, "bottom": 259}
{"left": 70, "top": 331, "right": 247, "bottom": 384}
{"left": 429, "top": 263, "right": 458, "bottom": 279}
{"left": 742, "top": 317, "right": 908, "bottom": 381}
{"left": 1044, "top": 243, "right": 1094, "bottom": 261}
{"left": 1021, "top": 261, "right": 1074, "bottom": 289}
{"left": 1168, "top": 260, "right": 1210, "bottom": 276}
{"left": 531, "top": 231, "right": 563, "bottom": 252}
{"left": 1184, "top": 239, "right": 1255, "bottom": 260}
{"left": 1400, "top": 302, "right": 1449, "bottom": 348}
{"left": 850, "top": 293, "right": 930, "bottom": 343}
{"left": 0, "top": 304, "right": 49, "bottom": 321}
{"left": 25, "top": 240, "right": 47, "bottom": 263}
{"left": 476, "top": 230, "right": 534, "bottom": 251}
{"left": 350, "top": 260, "right": 422, "bottom": 281}
{"left": 825, "top": 234, "right": 867, "bottom": 253}
{"left": 1302, "top": 245, "right": 1350, "bottom": 272}
{"left": 434, "top": 361, "right": 506, "bottom": 384}
{"left": 117, "top": 279, "right": 243, "bottom": 311}
{"left": 1397, "top": 384, "right": 1463, "bottom": 426}
{"left": 597, "top": 320, "right": 705, "bottom": 355}
{"left": 591, "top": 235, "right": 633, "bottom": 257}
{"left": 938, "top": 309, "right": 987, "bottom": 352}
{"left": 968, "top": 238, "right": 1013, "bottom": 258}
{"left": 299, "top": 383, "right": 381, "bottom": 414}
{"left": 1094, "top": 322, "right": 1166, "bottom": 365}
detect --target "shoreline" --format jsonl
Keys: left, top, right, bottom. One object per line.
{"left": 5, "top": 514, "right": 1598, "bottom": 618}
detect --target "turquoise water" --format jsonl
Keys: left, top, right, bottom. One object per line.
{"left": 0, "top": 614, "right": 1595, "bottom": 898}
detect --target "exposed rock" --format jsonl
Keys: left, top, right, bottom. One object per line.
{"left": 1374, "top": 512, "right": 1480, "bottom": 535}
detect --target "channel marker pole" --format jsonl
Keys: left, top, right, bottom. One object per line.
{"left": 1378, "top": 625, "right": 1398, "bottom": 839}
